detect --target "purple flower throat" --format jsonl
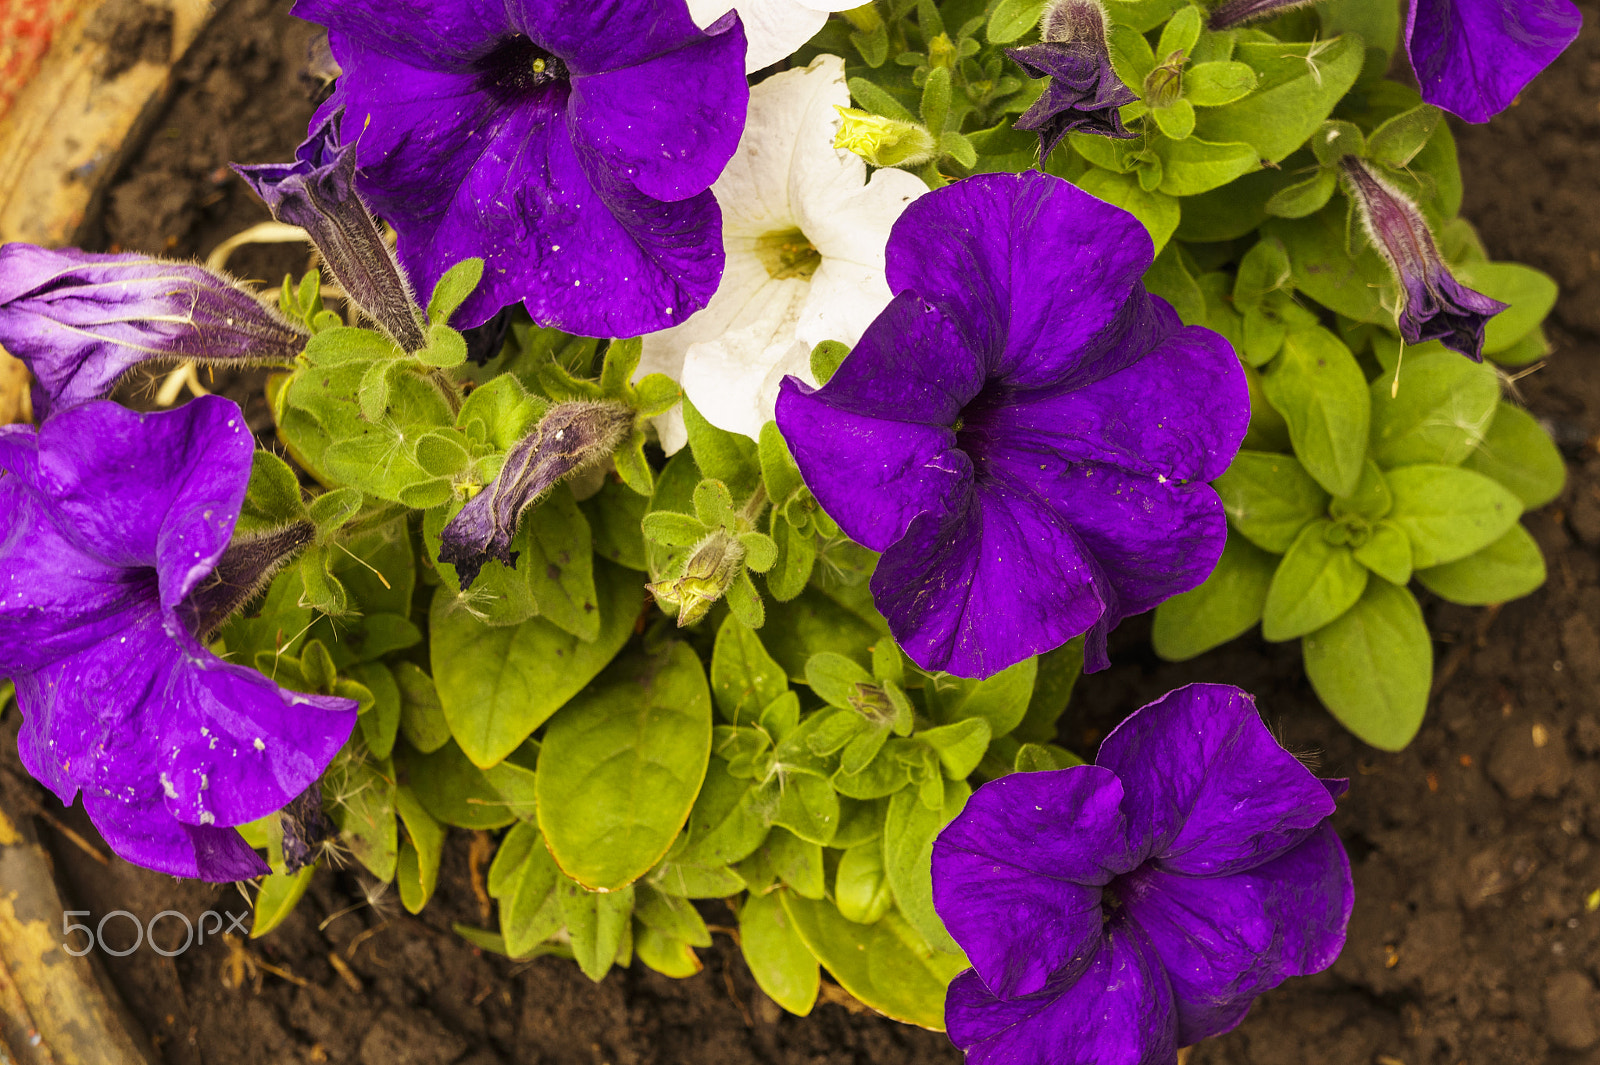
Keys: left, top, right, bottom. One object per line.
{"left": 476, "top": 34, "right": 569, "bottom": 101}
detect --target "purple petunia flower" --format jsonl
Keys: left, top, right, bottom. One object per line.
{"left": 931, "top": 684, "right": 1353, "bottom": 1062}
{"left": 1340, "top": 156, "right": 1506, "bottom": 360}
{"left": 235, "top": 113, "right": 428, "bottom": 352}
{"left": 0, "top": 244, "right": 307, "bottom": 420}
{"left": 1007, "top": 0, "right": 1138, "bottom": 152}
{"left": 1406, "top": 0, "right": 1581, "bottom": 123}
{"left": 774, "top": 172, "right": 1248, "bottom": 679}
{"left": 291, "top": 0, "right": 750, "bottom": 336}
{"left": 0, "top": 397, "right": 357, "bottom": 881}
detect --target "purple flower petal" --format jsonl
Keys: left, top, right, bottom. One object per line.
{"left": 81, "top": 792, "right": 268, "bottom": 882}
{"left": 883, "top": 171, "right": 1159, "bottom": 388}
{"left": 945, "top": 924, "right": 1178, "bottom": 1065}
{"left": 34, "top": 397, "right": 252, "bottom": 608}
{"left": 1118, "top": 822, "right": 1352, "bottom": 1044}
{"left": 932, "top": 765, "right": 1134, "bottom": 999}
{"left": 775, "top": 293, "right": 981, "bottom": 551}
{"left": 1096, "top": 684, "right": 1338, "bottom": 876}
{"left": 1406, "top": 0, "right": 1581, "bottom": 123}
{"left": 289, "top": 0, "right": 506, "bottom": 64}
{"left": 869, "top": 486, "right": 1107, "bottom": 678}
{"left": 297, "top": 0, "right": 747, "bottom": 335}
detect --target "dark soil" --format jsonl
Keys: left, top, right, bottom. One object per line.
{"left": 29, "top": 1, "right": 1600, "bottom": 1062}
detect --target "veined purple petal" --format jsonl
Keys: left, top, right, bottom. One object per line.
{"left": 81, "top": 791, "right": 268, "bottom": 882}
{"left": 868, "top": 484, "right": 1106, "bottom": 678}
{"left": 776, "top": 293, "right": 982, "bottom": 551}
{"left": 945, "top": 924, "right": 1178, "bottom": 1065}
{"left": 932, "top": 765, "right": 1134, "bottom": 999}
{"left": 33, "top": 398, "right": 252, "bottom": 608}
{"left": 884, "top": 171, "right": 1158, "bottom": 388}
{"left": 1096, "top": 684, "right": 1338, "bottom": 876}
{"left": 289, "top": 0, "right": 509, "bottom": 66}
{"left": 1406, "top": 0, "right": 1581, "bottom": 123}
{"left": 1118, "top": 823, "right": 1353, "bottom": 1044}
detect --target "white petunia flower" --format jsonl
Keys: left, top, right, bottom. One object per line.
{"left": 689, "top": 0, "right": 861, "bottom": 73}
{"left": 639, "top": 54, "right": 926, "bottom": 451}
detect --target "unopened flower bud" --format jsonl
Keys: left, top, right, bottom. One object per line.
{"left": 178, "top": 520, "right": 317, "bottom": 640}
{"left": 1006, "top": 0, "right": 1137, "bottom": 152}
{"left": 235, "top": 113, "right": 428, "bottom": 352}
{"left": 833, "top": 108, "right": 939, "bottom": 169}
{"left": 439, "top": 400, "right": 634, "bottom": 588}
{"left": 1208, "top": 0, "right": 1323, "bottom": 31}
{"left": 1339, "top": 157, "right": 1507, "bottom": 360}
{"left": 0, "top": 244, "right": 309, "bottom": 419}
{"left": 647, "top": 530, "right": 746, "bottom": 627}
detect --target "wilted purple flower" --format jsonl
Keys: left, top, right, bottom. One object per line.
{"left": 0, "top": 244, "right": 307, "bottom": 419}
{"left": 235, "top": 113, "right": 428, "bottom": 351}
{"left": 291, "top": 0, "right": 750, "bottom": 336}
{"left": 440, "top": 400, "right": 634, "bottom": 588}
{"left": 775, "top": 172, "right": 1247, "bottom": 678}
{"left": 1407, "top": 0, "right": 1580, "bottom": 123}
{"left": 932, "top": 684, "right": 1353, "bottom": 1062}
{"left": 1206, "top": 0, "right": 1320, "bottom": 30}
{"left": 1340, "top": 156, "right": 1506, "bottom": 360}
{"left": 0, "top": 397, "right": 357, "bottom": 881}
{"left": 1007, "top": 0, "right": 1137, "bottom": 152}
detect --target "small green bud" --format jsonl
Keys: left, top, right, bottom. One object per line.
{"left": 648, "top": 530, "right": 747, "bottom": 627}
{"left": 833, "top": 107, "right": 939, "bottom": 168}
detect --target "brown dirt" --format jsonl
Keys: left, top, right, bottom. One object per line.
{"left": 25, "top": 1, "right": 1600, "bottom": 1062}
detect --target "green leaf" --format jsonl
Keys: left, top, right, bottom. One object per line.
{"left": 1262, "top": 327, "right": 1371, "bottom": 497}
{"left": 404, "top": 742, "right": 519, "bottom": 829}
{"left": 711, "top": 615, "right": 789, "bottom": 724}
{"left": 771, "top": 773, "right": 841, "bottom": 846}
{"left": 1214, "top": 450, "right": 1330, "bottom": 553}
{"left": 1385, "top": 464, "right": 1522, "bottom": 568}
{"left": 916, "top": 719, "right": 991, "bottom": 779}
{"left": 1264, "top": 207, "right": 1392, "bottom": 323}
{"left": 1153, "top": 533, "right": 1279, "bottom": 661}
{"left": 847, "top": 75, "right": 916, "bottom": 122}
{"left": 762, "top": 826, "right": 826, "bottom": 898}
{"left": 780, "top": 894, "right": 967, "bottom": 1030}
{"left": 495, "top": 827, "right": 564, "bottom": 957}
{"left": 884, "top": 779, "right": 970, "bottom": 955}
{"left": 521, "top": 490, "right": 600, "bottom": 640}
{"left": 987, "top": 0, "right": 1048, "bottom": 43}
{"left": 683, "top": 398, "right": 761, "bottom": 499}
{"left": 1013, "top": 640, "right": 1084, "bottom": 744}
{"left": 805, "top": 651, "right": 874, "bottom": 710}
{"left": 394, "top": 662, "right": 452, "bottom": 754}
{"left": 1261, "top": 520, "right": 1368, "bottom": 641}
{"left": 926, "top": 656, "right": 1036, "bottom": 735}
{"left": 418, "top": 324, "right": 468, "bottom": 369}
{"left": 251, "top": 866, "right": 315, "bottom": 938}
{"left": 1152, "top": 99, "right": 1196, "bottom": 141}
{"left": 1153, "top": 135, "right": 1258, "bottom": 197}
{"left": 426, "top": 258, "right": 485, "bottom": 325}
{"left": 429, "top": 560, "right": 638, "bottom": 767}
{"left": 327, "top": 755, "right": 397, "bottom": 881}
{"left": 1184, "top": 60, "right": 1257, "bottom": 106}
{"left": 1451, "top": 261, "right": 1558, "bottom": 355}
{"left": 1352, "top": 520, "right": 1413, "bottom": 585}
{"left": 676, "top": 760, "right": 769, "bottom": 866}
{"left": 1330, "top": 460, "right": 1392, "bottom": 523}
{"left": 921, "top": 64, "right": 951, "bottom": 133}
{"left": 1303, "top": 578, "right": 1431, "bottom": 751}
{"left": 395, "top": 785, "right": 444, "bottom": 914}
{"left": 1193, "top": 36, "right": 1363, "bottom": 162}
{"left": 1264, "top": 167, "right": 1338, "bottom": 219}
{"left": 458, "top": 373, "right": 546, "bottom": 450}
{"left": 1414, "top": 523, "right": 1546, "bottom": 605}
{"left": 1157, "top": 4, "right": 1202, "bottom": 57}
{"left": 536, "top": 644, "right": 712, "bottom": 891}
{"left": 761, "top": 585, "right": 880, "bottom": 682}
{"left": 1462, "top": 402, "right": 1566, "bottom": 510}
{"left": 740, "top": 888, "right": 820, "bottom": 1014}
{"left": 581, "top": 479, "right": 649, "bottom": 571}
{"left": 238, "top": 450, "right": 307, "bottom": 532}
{"left": 353, "top": 661, "right": 401, "bottom": 759}
{"left": 1370, "top": 348, "right": 1499, "bottom": 467}
{"left": 559, "top": 880, "right": 634, "bottom": 982}
{"left": 1365, "top": 105, "right": 1441, "bottom": 168}
{"left": 809, "top": 340, "right": 850, "bottom": 386}
{"left": 835, "top": 841, "right": 895, "bottom": 925}
{"left": 1075, "top": 169, "right": 1180, "bottom": 255}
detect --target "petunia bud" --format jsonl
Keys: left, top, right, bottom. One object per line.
{"left": 178, "top": 520, "right": 317, "bottom": 640}
{"left": 1005, "top": 0, "right": 1137, "bottom": 152}
{"left": 647, "top": 530, "right": 746, "bottom": 627}
{"left": 1207, "top": 0, "right": 1323, "bottom": 30}
{"left": 833, "top": 107, "right": 939, "bottom": 169}
{"left": 1339, "top": 157, "right": 1507, "bottom": 360}
{"left": 0, "top": 244, "right": 309, "bottom": 419}
{"left": 234, "top": 113, "right": 428, "bottom": 352}
{"left": 439, "top": 400, "right": 634, "bottom": 588}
